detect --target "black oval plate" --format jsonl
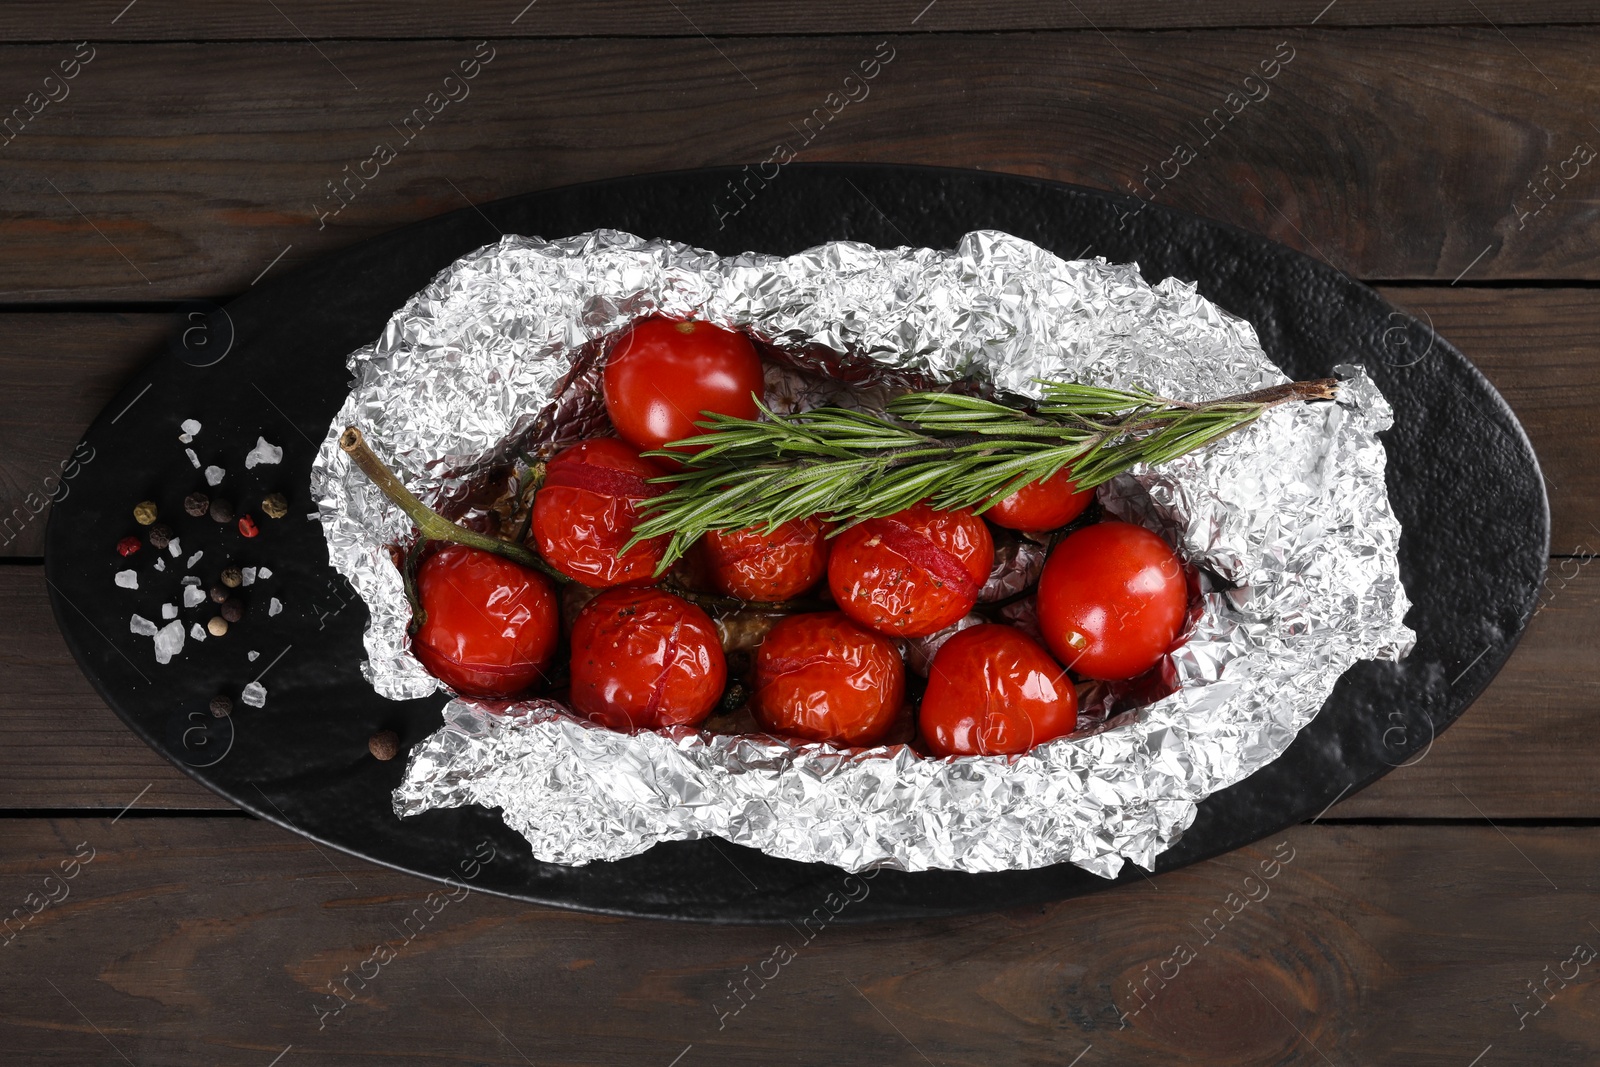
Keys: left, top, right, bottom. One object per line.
{"left": 46, "top": 164, "right": 1548, "bottom": 923}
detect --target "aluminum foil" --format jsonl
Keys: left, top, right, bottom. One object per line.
{"left": 310, "top": 229, "right": 1414, "bottom": 879}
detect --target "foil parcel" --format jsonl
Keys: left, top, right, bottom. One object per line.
{"left": 310, "top": 229, "right": 1414, "bottom": 879}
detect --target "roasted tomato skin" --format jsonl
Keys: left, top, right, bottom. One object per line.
{"left": 530, "top": 437, "right": 669, "bottom": 588}
{"left": 410, "top": 543, "right": 560, "bottom": 698}
{"left": 569, "top": 587, "right": 726, "bottom": 731}
{"left": 985, "top": 470, "right": 1094, "bottom": 532}
{"left": 1036, "top": 521, "right": 1189, "bottom": 681}
{"left": 602, "top": 317, "right": 765, "bottom": 455}
{"left": 701, "top": 517, "right": 830, "bottom": 602}
{"left": 752, "top": 612, "right": 905, "bottom": 746}
{"left": 827, "top": 502, "right": 995, "bottom": 637}
{"left": 919, "top": 624, "right": 1078, "bottom": 757}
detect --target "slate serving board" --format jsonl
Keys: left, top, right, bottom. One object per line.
{"left": 45, "top": 164, "right": 1548, "bottom": 923}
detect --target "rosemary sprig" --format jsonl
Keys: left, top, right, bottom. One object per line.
{"left": 631, "top": 377, "right": 1338, "bottom": 568}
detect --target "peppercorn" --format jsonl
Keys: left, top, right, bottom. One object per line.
{"left": 220, "top": 566, "right": 242, "bottom": 588}
{"left": 719, "top": 679, "right": 749, "bottom": 714}
{"left": 147, "top": 523, "right": 174, "bottom": 550}
{"left": 210, "top": 498, "right": 234, "bottom": 524}
{"left": 183, "top": 492, "right": 210, "bottom": 518}
{"left": 261, "top": 492, "right": 289, "bottom": 519}
{"left": 368, "top": 730, "right": 401, "bottom": 761}
{"left": 209, "top": 695, "right": 233, "bottom": 718}
{"left": 209, "top": 585, "right": 228, "bottom": 604}
{"left": 133, "top": 500, "right": 158, "bottom": 525}
{"left": 238, "top": 514, "right": 259, "bottom": 538}
{"left": 220, "top": 598, "right": 244, "bottom": 623}
{"left": 116, "top": 536, "right": 141, "bottom": 557}
{"left": 206, "top": 616, "right": 229, "bottom": 637}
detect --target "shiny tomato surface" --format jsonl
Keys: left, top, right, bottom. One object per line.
{"left": 827, "top": 502, "right": 995, "bottom": 637}
{"left": 530, "top": 437, "right": 669, "bottom": 587}
{"left": 985, "top": 469, "right": 1094, "bottom": 531}
{"left": 919, "top": 624, "right": 1078, "bottom": 756}
{"left": 751, "top": 612, "right": 905, "bottom": 746}
{"left": 410, "top": 542, "right": 560, "bottom": 698}
{"left": 569, "top": 587, "right": 726, "bottom": 731}
{"left": 602, "top": 317, "right": 765, "bottom": 455}
{"left": 701, "top": 517, "right": 830, "bottom": 602}
{"left": 1036, "top": 521, "right": 1188, "bottom": 681}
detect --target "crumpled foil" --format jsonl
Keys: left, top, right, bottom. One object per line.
{"left": 310, "top": 229, "right": 1414, "bottom": 878}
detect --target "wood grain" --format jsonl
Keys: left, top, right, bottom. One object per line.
{"left": 3, "top": 556, "right": 1596, "bottom": 817}
{"left": 0, "top": 817, "right": 1594, "bottom": 1065}
{"left": 2, "top": 30, "right": 1600, "bottom": 298}
{"left": 1, "top": 0, "right": 1597, "bottom": 39}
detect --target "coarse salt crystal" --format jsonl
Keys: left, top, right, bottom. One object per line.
{"left": 247, "top": 650, "right": 259, "bottom": 662}
{"left": 154, "top": 620, "right": 185, "bottom": 665}
{"left": 185, "top": 447, "right": 201, "bottom": 469}
{"left": 167, "top": 537, "right": 182, "bottom": 559}
{"left": 154, "top": 558, "right": 166, "bottom": 572}
{"left": 204, "top": 465, "right": 225, "bottom": 486}
{"left": 181, "top": 575, "right": 201, "bottom": 586}
{"left": 129, "top": 614, "right": 157, "bottom": 636}
{"left": 240, "top": 681, "right": 266, "bottom": 708}
{"left": 241, "top": 567, "right": 257, "bottom": 586}
{"left": 161, "top": 603, "right": 178, "bottom": 619}
{"left": 181, "top": 418, "right": 201, "bottom": 436}
{"left": 114, "top": 569, "right": 138, "bottom": 589}
{"left": 258, "top": 566, "right": 273, "bottom": 580}
{"left": 186, "top": 550, "right": 203, "bottom": 567}
{"left": 190, "top": 622, "right": 207, "bottom": 641}
{"left": 182, "top": 585, "right": 206, "bottom": 608}
{"left": 268, "top": 597, "right": 283, "bottom": 616}
{"left": 179, "top": 432, "right": 192, "bottom": 444}
{"left": 244, "top": 437, "right": 283, "bottom": 469}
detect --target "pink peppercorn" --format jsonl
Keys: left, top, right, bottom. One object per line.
{"left": 116, "top": 536, "right": 141, "bottom": 557}
{"left": 238, "top": 515, "right": 259, "bottom": 538}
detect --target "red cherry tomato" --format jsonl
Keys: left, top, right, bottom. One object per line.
{"left": 602, "top": 317, "right": 765, "bottom": 455}
{"left": 752, "top": 612, "right": 905, "bottom": 746}
{"left": 530, "top": 438, "right": 669, "bottom": 588}
{"left": 919, "top": 624, "right": 1078, "bottom": 756}
{"left": 985, "top": 469, "right": 1094, "bottom": 532}
{"left": 569, "top": 587, "right": 726, "bottom": 731}
{"left": 701, "top": 517, "right": 829, "bottom": 602}
{"left": 410, "top": 543, "right": 560, "bottom": 698}
{"left": 827, "top": 502, "right": 994, "bottom": 637}
{"left": 1036, "top": 521, "right": 1188, "bottom": 681}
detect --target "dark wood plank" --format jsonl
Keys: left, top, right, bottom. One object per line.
{"left": 2, "top": 30, "right": 1600, "bottom": 297}
{"left": 2, "top": 0, "right": 1598, "bottom": 38}
{"left": 1, "top": 817, "right": 1595, "bottom": 1064}
{"left": 3, "top": 557, "right": 1595, "bottom": 816}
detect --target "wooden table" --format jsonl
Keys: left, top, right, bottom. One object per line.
{"left": 4, "top": 4, "right": 1598, "bottom": 1064}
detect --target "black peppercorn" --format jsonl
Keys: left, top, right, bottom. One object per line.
{"left": 209, "top": 695, "right": 232, "bottom": 718}
{"left": 220, "top": 566, "right": 242, "bottom": 588}
{"left": 210, "top": 498, "right": 234, "bottom": 524}
{"left": 368, "top": 730, "right": 401, "bottom": 761}
{"left": 261, "top": 492, "right": 289, "bottom": 519}
{"left": 220, "top": 597, "right": 244, "bottom": 623}
{"left": 183, "top": 492, "right": 210, "bottom": 517}
{"left": 147, "top": 523, "right": 174, "bottom": 550}
{"left": 209, "top": 585, "right": 228, "bottom": 604}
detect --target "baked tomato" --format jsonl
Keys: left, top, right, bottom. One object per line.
{"left": 602, "top": 317, "right": 764, "bottom": 455}
{"left": 410, "top": 543, "right": 560, "bottom": 698}
{"left": 918, "top": 624, "right": 1078, "bottom": 756}
{"left": 1036, "top": 521, "right": 1188, "bottom": 681}
{"left": 751, "top": 612, "right": 904, "bottom": 746}
{"left": 701, "top": 517, "right": 829, "bottom": 602}
{"left": 827, "top": 502, "right": 994, "bottom": 637}
{"left": 530, "top": 437, "right": 669, "bottom": 587}
{"left": 569, "top": 587, "right": 726, "bottom": 731}
{"left": 985, "top": 469, "right": 1094, "bottom": 531}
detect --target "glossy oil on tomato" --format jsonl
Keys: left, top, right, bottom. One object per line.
{"left": 751, "top": 612, "right": 905, "bottom": 746}
{"left": 1036, "top": 521, "right": 1188, "bottom": 681}
{"left": 410, "top": 542, "right": 560, "bottom": 698}
{"left": 569, "top": 587, "right": 727, "bottom": 731}
{"left": 701, "top": 517, "right": 829, "bottom": 602}
{"left": 827, "top": 502, "right": 994, "bottom": 637}
{"left": 602, "top": 317, "right": 765, "bottom": 455}
{"left": 530, "top": 437, "right": 669, "bottom": 587}
{"left": 919, "top": 624, "right": 1078, "bottom": 756}
{"left": 985, "top": 469, "right": 1094, "bottom": 531}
